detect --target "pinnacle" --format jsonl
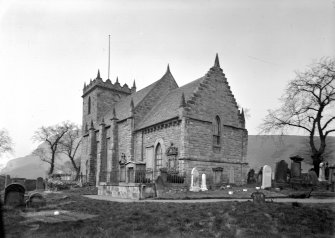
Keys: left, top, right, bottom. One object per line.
{"left": 116, "top": 77, "right": 119, "bottom": 84}
{"left": 214, "top": 53, "right": 220, "bottom": 68}
{"left": 130, "top": 98, "right": 134, "bottom": 109}
{"left": 112, "top": 107, "right": 117, "bottom": 118}
{"left": 90, "top": 120, "right": 94, "bottom": 129}
{"left": 97, "top": 70, "right": 101, "bottom": 79}
{"left": 132, "top": 79, "right": 136, "bottom": 88}
{"left": 180, "top": 92, "right": 186, "bottom": 108}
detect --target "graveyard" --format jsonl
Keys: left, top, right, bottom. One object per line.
{"left": 1, "top": 157, "right": 335, "bottom": 238}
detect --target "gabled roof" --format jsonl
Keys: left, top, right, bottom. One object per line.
{"left": 136, "top": 77, "right": 204, "bottom": 130}
{"left": 103, "top": 81, "right": 158, "bottom": 122}
{"left": 103, "top": 66, "right": 177, "bottom": 123}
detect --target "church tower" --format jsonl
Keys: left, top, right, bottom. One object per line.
{"left": 82, "top": 70, "right": 135, "bottom": 132}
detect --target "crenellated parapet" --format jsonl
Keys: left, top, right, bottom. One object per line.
{"left": 82, "top": 70, "right": 135, "bottom": 97}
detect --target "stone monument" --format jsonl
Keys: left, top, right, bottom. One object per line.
{"left": 290, "top": 155, "right": 304, "bottom": 178}
{"left": 318, "top": 162, "right": 326, "bottom": 181}
{"left": 261, "top": 165, "right": 272, "bottom": 189}
{"left": 275, "top": 160, "right": 288, "bottom": 183}
{"left": 190, "top": 168, "right": 200, "bottom": 192}
{"left": 200, "top": 173, "right": 208, "bottom": 191}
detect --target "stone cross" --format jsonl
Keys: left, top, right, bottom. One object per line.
{"left": 200, "top": 173, "right": 208, "bottom": 191}
{"left": 261, "top": 165, "right": 272, "bottom": 189}
{"left": 190, "top": 168, "right": 200, "bottom": 192}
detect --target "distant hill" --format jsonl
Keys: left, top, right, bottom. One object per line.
{"left": 1, "top": 143, "right": 70, "bottom": 179}
{"left": 1, "top": 135, "right": 334, "bottom": 179}
{"left": 247, "top": 135, "right": 335, "bottom": 173}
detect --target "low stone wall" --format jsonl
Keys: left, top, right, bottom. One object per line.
{"left": 98, "top": 184, "right": 141, "bottom": 199}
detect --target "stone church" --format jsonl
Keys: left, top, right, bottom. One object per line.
{"left": 80, "top": 54, "right": 248, "bottom": 191}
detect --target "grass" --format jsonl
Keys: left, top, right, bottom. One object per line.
{"left": 2, "top": 189, "right": 335, "bottom": 238}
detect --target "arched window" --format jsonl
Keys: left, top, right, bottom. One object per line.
{"left": 88, "top": 97, "right": 91, "bottom": 114}
{"left": 155, "top": 143, "right": 163, "bottom": 170}
{"left": 213, "top": 116, "right": 221, "bottom": 146}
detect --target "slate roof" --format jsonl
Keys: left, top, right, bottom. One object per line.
{"left": 136, "top": 77, "right": 204, "bottom": 130}
{"left": 103, "top": 80, "right": 158, "bottom": 122}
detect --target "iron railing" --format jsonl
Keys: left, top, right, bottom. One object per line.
{"left": 96, "top": 169, "right": 185, "bottom": 184}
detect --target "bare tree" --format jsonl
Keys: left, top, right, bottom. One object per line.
{"left": 0, "top": 129, "right": 13, "bottom": 156}
{"left": 59, "top": 125, "right": 82, "bottom": 180}
{"left": 260, "top": 58, "right": 335, "bottom": 175}
{"left": 32, "top": 121, "right": 75, "bottom": 175}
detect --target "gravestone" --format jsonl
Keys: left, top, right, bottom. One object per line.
{"left": 26, "top": 192, "right": 46, "bottom": 208}
{"left": 290, "top": 155, "right": 304, "bottom": 178}
{"left": 257, "top": 167, "right": 263, "bottom": 184}
{"left": 251, "top": 191, "right": 265, "bottom": 204}
{"left": 318, "top": 162, "right": 326, "bottom": 181}
{"left": 36, "top": 177, "right": 44, "bottom": 190}
{"left": 4, "top": 183, "right": 25, "bottom": 207}
{"left": 275, "top": 160, "right": 288, "bottom": 183}
{"left": 190, "top": 168, "right": 200, "bottom": 192}
{"left": 308, "top": 170, "right": 319, "bottom": 186}
{"left": 200, "top": 173, "right": 208, "bottom": 191}
{"left": 229, "top": 167, "right": 235, "bottom": 184}
{"left": 261, "top": 165, "right": 272, "bottom": 189}
{"left": 247, "top": 169, "right": 256, "bottom": 184}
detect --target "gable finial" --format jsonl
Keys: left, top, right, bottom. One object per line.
{"left": 166, "top": 64, "right": 170, "bottom": 73}
{"left": 180, "top": 92, "right": 186, "bottom": 108}
{"left": 97, "top": 69, "right": 101, "bottom": 79}
{"left": 214, "top": 53, "right": 220, "bottom": 68}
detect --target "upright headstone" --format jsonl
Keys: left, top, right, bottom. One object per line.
{"left": 257, "top": 167, "right": 263, "bottom": 184}
{"left": 4, "top": 184, "right": 25, "bottom": 208}
{"left": 229, "top": 167, "right": 235, "bottom": 184}
{"left": 261, "top": 165, "right": 272, "bottom": 189}
{"left": 319, "top": 162, "right": 326, "bottom": 181}
{"left": 290, "top": 155, "right": 304, "bottom": 178}
{"left": 251, "top": 191, "right": 265, "bottom": 204}
{"left": 26, "top": 192, "right": 46, "bottom": 208}
{"left": 328, "top": 166, "right": 335, "bottom": 192}
{"left": 247, "top": 169, "right": 256, "bottom": 184}
{"left": 200, "top": 173, "right": 208, "bottom": 191}
{"left": 36, "top": 177, "right": 44, "bottom": 190}
{"left": 190, "top": 168, "right": 200, "bottom": 192}
{"left": 275, "top": 160, "right": 288, "bottom": 183}
{"left": 308, "top": 170, "right": 319, "bottom": 186}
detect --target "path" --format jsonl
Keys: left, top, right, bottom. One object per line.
{"left": 84, "top": 195, "right": 335, "bottom": 204}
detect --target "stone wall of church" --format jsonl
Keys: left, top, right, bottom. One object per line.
{"left": 118, "top": 119, "right": 133, "bottom": 161}
{"left": 184, "top": 119, "right": 247, "bottom": 163}
{"left": 138, "top": 123, "right": 181, "bottom": 168}
{"left": 186, "top": 66, "right": 244, "bottom": 129}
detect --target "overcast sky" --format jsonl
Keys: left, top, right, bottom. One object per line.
{"left": 0, "top": 0, "right": 334, "bottom": 166}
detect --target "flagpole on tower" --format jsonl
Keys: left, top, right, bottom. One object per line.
{"left": 108, "top": 35, "right": 111, "bottom": 80}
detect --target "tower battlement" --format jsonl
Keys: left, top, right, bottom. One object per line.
{"left": 82, "top": 70, "right": 136, "bottom": 97}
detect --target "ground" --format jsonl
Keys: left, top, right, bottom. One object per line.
{"left": 2, "top": 187, "right": 335, "bottom": 238}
